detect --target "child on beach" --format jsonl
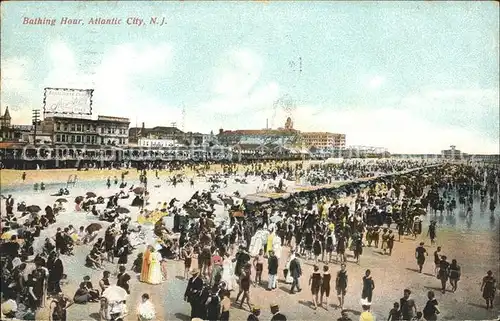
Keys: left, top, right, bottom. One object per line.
{"left": 387, "top": 302, "right": 401, "bottom": 321}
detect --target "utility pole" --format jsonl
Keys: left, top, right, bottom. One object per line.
{"left": 32, "top": 109, "right": 40, "bottom": 145}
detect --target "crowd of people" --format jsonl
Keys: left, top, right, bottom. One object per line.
{"left": 0, "top": 159, "right": 498, "bottom": 321}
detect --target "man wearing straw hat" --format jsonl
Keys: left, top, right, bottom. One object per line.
{"left": 247, "top": 305, "right": 261, "bottom": 321}
{"left": 184, "top": 268, "right": 204, "bottom": 319}
{"left": 270, "top": 303, "right": 287, "bottom": 321}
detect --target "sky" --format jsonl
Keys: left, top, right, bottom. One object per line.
{"left": 1, "top": 1, "right": 499, "bottom": 154}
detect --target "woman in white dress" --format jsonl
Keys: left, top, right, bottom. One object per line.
{"left": 147, "top": 248, "right": 163, "bottom": 285}
{"left": 221, "top": 254, "right": 236, "bottom": 291}
{"left": 284, "top": 251, "right": 295, "bottom": 284}
{"left": 137, "top": 293, "right": 156, "bottom": 321}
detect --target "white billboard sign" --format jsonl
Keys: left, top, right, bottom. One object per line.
{"left": 43, "top": 88, "right": 93, "bottom": 115}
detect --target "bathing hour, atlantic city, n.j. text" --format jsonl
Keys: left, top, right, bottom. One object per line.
{"left": 22, "top": 17, "right": 167, "bottom": 27}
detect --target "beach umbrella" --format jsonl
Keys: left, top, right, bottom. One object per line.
{"left": 269, "top": 215, "right": 282, "bottom": 223}
{"left": 86, "top": 192, "right": 97, "bottom": 198}
{"left": 133, "top": 187, "right": 145, "bottom": 194}
{"left": 115, "top": 207, "right": 130, "bottom": 214}
{"left": 26, "top": 205, "right": 41, "bottom": 213}
{"left": 55, "top": 198, "right": 68, "bottom": 203}
{"left": 86, "top": 223, "right": 103, "bottom": 234}
{"left": 102, "top": 285, "right": 128, "bottom": 302}
{"left": 232, "top": 211, "right": 245, "bottom": 218}
{"left": 74, "top": 196, "right": 84, "bottom": 203}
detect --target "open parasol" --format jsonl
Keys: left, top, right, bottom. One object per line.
{"left": 85, "top": 223, "right": 102, "bottom": 234}
{"left": 232, "top": 211, "right": 245, "bottom": 218}
{"left": 26, "top": 205, "right": 41, "bottom": 213}
{"left": 102, "top": 285, "right": 128, "bottom": 302}
{"left": 133, "top": 187, "right": 145, "bottom": 194}
{"left": 74, "top": 196, "right": 84, "bottom": 204}
{"left": 55, "top": 198, "right": 68, "bottom": 203}
{"left": 115, "top": 207, "right": 130, "bottom": 214}
{"left": 86, "top": 192, "right": 97, "bottom": 198}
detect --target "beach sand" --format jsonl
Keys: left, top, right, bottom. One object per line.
{"left": 0, "top": 160, "right": 309, "bottom": 187}
{"left": 2, "top": 170, "right": 499, "bottom": 320}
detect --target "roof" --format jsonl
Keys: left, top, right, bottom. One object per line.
{"left": 0, "top": 142, "right": 27, "bottom": 148}
{"left": 2, "top": 107, "right": 11, "bottom": 119}
{"left": 97, "top": 115, "right": 130, "bottom": 123}
{"left": 301, "top": 132, "right": 345, "bottom": 136}
{"left": 220, "top": 129, "right": 299, "bottom": 136}
{"left": 129, "top": 126, "right": 185, "bottom": 137}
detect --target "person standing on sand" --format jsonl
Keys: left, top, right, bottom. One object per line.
{"left": 415, "top": 242, "right": 427, "bottom": 273}
{"left": 22, "top": 172, "right": 26, "bottom": 182}
{"left": 361, "top": 269, "right": 375, "bottom": 304}
{"left": 400, "top": 289, "right": 417, "bottom": 320}
{"left": 448, "top": 259, "right": 460, "bottom": 293}
{"left": 437, "top": 255, "right": 450, "bottom": 294}
{"left": 320, "top": 265, "right": 331, "bottom": 310}
{"left": 337, "top": 310, "right": 353, "bottom": 321}
{"left": 289, "top": 254, "right": 302, "bottom": 294}
{"left": 433, "top": 247, "right": 442, "bottom": 277}
{"left": 480, "top": 270, "right": 496, "bottom": 310}
{"left": 335, "top": 263, "right": 348, "bottom": 310}
{"left": 387, "top": 230, "right": 395, "bottom": 256}
{"left": 422, "top": 291, "right": 440, "bottom": 321}
{"left": 309, "top": 265, "right": 321, "bottom": 310}
{"left": 359, "top": 304, "right": 374, "bottom": 321}
{"left": 427, "top": 221, "right": 437, "bottom": 245}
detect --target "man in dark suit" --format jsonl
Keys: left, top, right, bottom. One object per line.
{"left": 289, "top": 254, "right": 302, "bottom": 294}
{"left": 267, "top": 251, "right": 279, "bottom": 290}
{"left": 184, "top": 268, "right": 204, "bottom": 319}
{"left": 47, "top": 251, "right": 64, "bottom": 295}
{"left": 270, "top": 304, "right": 287, "bottom": 321}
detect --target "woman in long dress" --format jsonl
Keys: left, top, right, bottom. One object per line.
{"left": 147, "top": 248, "right": 163, "bottom": 285}
{"left": 140, "top": 246, "right": 152, "bottom": 283}
{"left": 221, "top": 254, "right": 235, "bottom": 291}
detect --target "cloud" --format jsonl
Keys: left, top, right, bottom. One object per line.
{"left": 274, "top": 105, "right": 498, "bottom": 154}
{"left": 202, "top": 49, "right": 281, "bottom": 114}
{"left": 367, "top": 76, "right": 385, "bottom": 90}
{"left": 399, "top": 88, "right": 500, "bottom": 139}
{"left": 1, "top": 41, "right": 176, "bottom": 126}
{"left": 0, "top": 57, "right": 36, "bottom": 123}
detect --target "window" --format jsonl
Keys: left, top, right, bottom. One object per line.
{"left": 108, "top": 128, "right": 112, "bottom": 134}
{"left": 62, "top": 134, "right": 66, "bottom": 142}
{"left": 56, "top": 123, "right": 61, "bottom": 131}
{"left": 64, "top": 124, "right": 68, "bottom": 131}
{"left": 56, "top": 134, "right": 61, "bottom": 142}
{"left": 76, "top": 124, "right": 82, "bottom": 132}
{"left": 86, "top": 136, "right": 90, "bottom": 143}
{"left": 76, "top": 135, "right": 81, "bottom": 143}
{"left": 71, "top": 135, "right": 75, "bottom": 143}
